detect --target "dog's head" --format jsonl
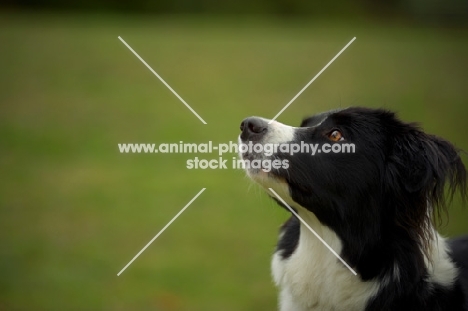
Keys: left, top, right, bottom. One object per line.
{"left": 239, "top": 107, "right": 466, "bottom": 279}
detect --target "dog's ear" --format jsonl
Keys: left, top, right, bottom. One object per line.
{"left": 387, "top": 128, "right": 466, "bottom": 204}
{"left": 385, "top": 124, "right": 466, "bottom": 245}
{"left": 389, "top": 130, "right": 432, "bottom": 193}
{"left": 422, "top": 135, "right": 467, "bottom": 208}
{"left": 386, "top": 124, "right": 467, "bottom": 222}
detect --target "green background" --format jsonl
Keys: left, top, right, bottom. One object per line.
{"left": 1, "top": 13, "right": 467, "bottom": 311}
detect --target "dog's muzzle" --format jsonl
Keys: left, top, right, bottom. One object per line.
{"left": 239, "top": 117, "right": 268, "bottom": 142}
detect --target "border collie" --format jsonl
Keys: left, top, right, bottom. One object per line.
{"left": 238, "top": 107, "right": 468, "bottom": 311}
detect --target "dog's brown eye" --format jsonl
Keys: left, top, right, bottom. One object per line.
{"left": 328, "top": 130, "right": 344, "bottom": 142}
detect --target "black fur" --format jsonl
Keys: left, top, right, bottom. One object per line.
{"left": 450, "top": 236, "right": 468, "bottom": 300}
{"left": 276, "top": 215, "right": 300, "bottom": 260}
{"left": 268, "top": 107, "right": 468, "bottom": 310}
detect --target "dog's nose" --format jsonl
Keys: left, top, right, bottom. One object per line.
{"left": 240, "top": 117, "right": 268, "bottom": 141}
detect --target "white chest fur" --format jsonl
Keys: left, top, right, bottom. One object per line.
{"left": 271, "top": 209, "right": 380, "bottom": 311}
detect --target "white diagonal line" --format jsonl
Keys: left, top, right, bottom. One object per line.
{"left": 268, "top": 188, "right": 357, "bottom": 276}
{"left": 117, "top": 188, "right": 206, "bottom": 276}
{"left": 269, "top": 37, "right": 356, "bottom": 124}
{"left": 118, "top": 36, "right": 207, "bottom": 125}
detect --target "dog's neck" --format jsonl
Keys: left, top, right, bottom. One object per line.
{"left": 273, "top": 207, "right": 381, "bottom": 310}
{"left": 273, "top": 205, "right": 458, "bottom": 310}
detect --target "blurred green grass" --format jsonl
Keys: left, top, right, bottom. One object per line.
{"left": 0, "top": 13, "right": 467, "bottom": 311}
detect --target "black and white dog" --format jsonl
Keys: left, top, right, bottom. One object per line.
{"left": 238, "top": 107, "right": 468, "bottom": 310}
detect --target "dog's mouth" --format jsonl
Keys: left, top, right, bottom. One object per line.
{"left": 238, "top": 116, "right": 270, "bottom": 174}
{"left": 238, "top": 147, "right": 271, "bottom": 175}
{"left": 239, "top": 145, "right": 269, "bottom": 162}
{"left": 240, "top": 152, "right": 261, "bottom": 162}
{"left": 238, "top": 116, "right": 299, "bottom": 206}
{"left": 238, "top": 116, "right": 297, "bottom": 179}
